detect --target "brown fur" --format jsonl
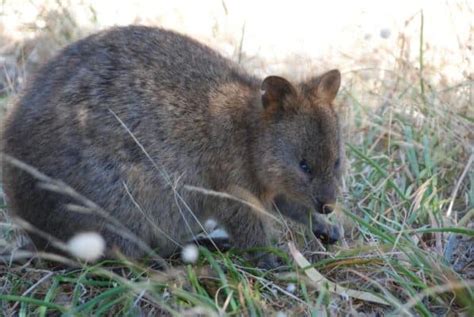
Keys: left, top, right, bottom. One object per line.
{"left": 2, "top": 26, "right": 344, "bottom": 265}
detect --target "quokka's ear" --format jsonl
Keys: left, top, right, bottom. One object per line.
{"left": 312, "top": 69, "right": 341, "bottom": 103}
{"left": 261, "top": 76, "right": 297, "bottom": 111}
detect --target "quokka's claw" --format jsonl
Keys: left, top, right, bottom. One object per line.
{"left": 313, "top": 223, "right": 341, "bottom": 245}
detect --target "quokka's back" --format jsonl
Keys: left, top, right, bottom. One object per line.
{"left": 2, "top": 26, "right": 345, "bottom": 266}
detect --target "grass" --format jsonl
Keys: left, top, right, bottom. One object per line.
{"left": 1, "top": 2, "right": 473, "bottom": 316}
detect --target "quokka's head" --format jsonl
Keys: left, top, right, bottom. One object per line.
{"left": 256, "top": 69, "right": 344, "bottom": 214}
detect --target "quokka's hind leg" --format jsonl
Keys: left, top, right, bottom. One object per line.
{"left": 15, "top": 205, "right": 150, "bottom": 260}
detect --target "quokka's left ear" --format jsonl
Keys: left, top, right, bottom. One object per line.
{"left": 260, "top": 76, "right": 297, "bottom": 112}
{"left": 306, "top": 69, "right": 341, "bottom": 104}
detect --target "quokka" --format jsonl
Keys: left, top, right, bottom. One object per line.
{"left": 2, "top": 26, "right": 345, "bottom": 267}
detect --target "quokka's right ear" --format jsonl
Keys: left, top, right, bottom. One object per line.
{"left": 306, "top": 69, "right": 341, "bottom": 104}
{"left": 261, "top": 76, "right": 297, "bottom": 113}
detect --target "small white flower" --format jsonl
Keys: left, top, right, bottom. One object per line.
{"left": 286, "top": 283, "right": 296, "bottom": 293}
{"left": 67, "top": 232, "right": 105, "bottom": 262}
{"left": 204, "top": 219, "right": 217, "bottom": 232}
{"left": 181, "top": 244, "right": 199, "bottom": 264}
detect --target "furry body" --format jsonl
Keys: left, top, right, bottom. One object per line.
{"left": 3, "top": 26, "right": 344, "bottom": 262}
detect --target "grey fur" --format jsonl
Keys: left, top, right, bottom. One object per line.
{"left": 2, "top": 26, "right": 344, "bottom": 265}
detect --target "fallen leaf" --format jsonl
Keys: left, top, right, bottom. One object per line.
{"left": 288, "top": 242, "right": 389, "bottom": 306}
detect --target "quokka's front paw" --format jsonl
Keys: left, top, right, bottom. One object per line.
{"left": 192, "top": 228, "right": 231, "bottom": 252}
{"left": 312, "top": 220, "right": 341, "bottom": 245}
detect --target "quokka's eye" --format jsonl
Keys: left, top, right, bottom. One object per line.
{"left": 299, "top": 159, "right": 312, "bottom": 175}
{"left": 334, "top": 158, "right": 341, "bottom": 169}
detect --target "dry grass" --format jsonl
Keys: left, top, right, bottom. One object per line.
{"left": 0, "top": 1, "right": 473, "bottom": 316}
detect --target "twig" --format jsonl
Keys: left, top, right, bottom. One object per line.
{"left": 184, "top": 185, "right": 282, "bottom": 224}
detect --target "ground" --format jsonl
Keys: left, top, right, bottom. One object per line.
{"left": 0, "top": 1, "right": 473, "bottom": 316}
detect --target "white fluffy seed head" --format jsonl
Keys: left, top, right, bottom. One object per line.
{"left": 286, "top": 283, "right": 296, "bottom": 293}
{"left": 204, "top": 218, "right": 217, "bottom": 232}
{"left": 380, "top": 28, "right": 391, "bottom": 39}
{"left": 67, "top": 232, "right": 105, "bottom": 262}
{"left": 181, "top": 244, "right": 199, "bottom": 264}
{"left": 276, "top": 311, "right": 288, "bottom": 317}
